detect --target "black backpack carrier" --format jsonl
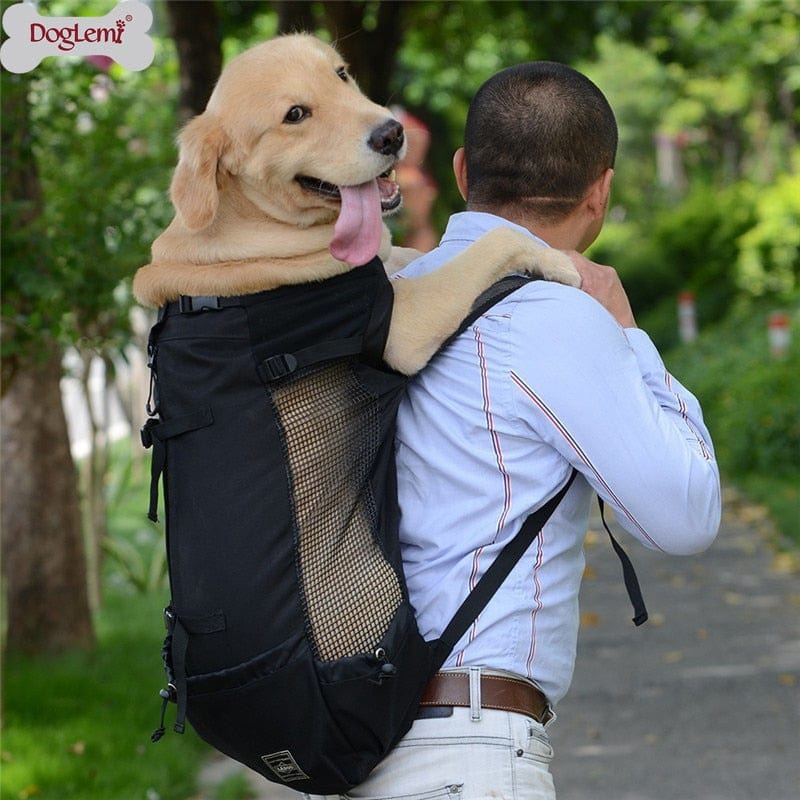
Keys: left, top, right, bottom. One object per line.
{"left": 142, "top": 259, "right": 644, "bottom": 793}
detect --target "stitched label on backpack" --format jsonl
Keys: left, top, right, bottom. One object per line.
{"left": 260, "top": 750, "right": 310, "bottom": 783}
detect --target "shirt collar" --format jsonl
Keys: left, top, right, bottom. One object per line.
{"left": 441, "top": 211, "right": 550, "bottom": 249}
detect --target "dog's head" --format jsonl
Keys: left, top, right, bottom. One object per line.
{"left": 170, "top": 34, "right": 406, "bottom": 266}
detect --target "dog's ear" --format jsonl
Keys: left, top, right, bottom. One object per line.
{"left": 170, "top": 113, "right": 229, "bottom": 230}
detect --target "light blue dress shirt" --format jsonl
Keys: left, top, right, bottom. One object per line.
{"left": 394, "top": 212, "right": 721, "bottom": 705}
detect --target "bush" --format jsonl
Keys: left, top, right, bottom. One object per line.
{"left": 664, "top": 295, "right": 800, "bottom": 542}
{"left": 736, "top": 167, "right": 800, "bottom": 297}
{"left": 666, "top": 297, "right": 799, "bottom": 475}
{"left": 712, "top": 348, "right": 799, "bottom": 474}
{"left": 590, "top": 181, "right": 759, "bottom": 351}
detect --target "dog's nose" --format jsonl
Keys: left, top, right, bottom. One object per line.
{"left": 368, "top": 120, "right": 405, "bottom": 156}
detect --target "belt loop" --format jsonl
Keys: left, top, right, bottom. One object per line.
{"left": 469, "top": 666, "right": 482, "bottom": 722}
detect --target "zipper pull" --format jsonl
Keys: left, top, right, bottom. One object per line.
{"left": 151, "top": 685, "right": 174, "bottom": 743}
{"left": 372, "top": 647, "right": 397, "bottom": 683}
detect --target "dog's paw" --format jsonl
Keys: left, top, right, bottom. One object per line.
{"left": 526, "top": 247, "right": 582, "bottom": 288}
{"left": 475, "top": 227, "right": 581, "bottom": 288}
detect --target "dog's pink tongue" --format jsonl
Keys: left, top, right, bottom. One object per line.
{"left": 330, "top": 179, "right": 383, "bottom": 266}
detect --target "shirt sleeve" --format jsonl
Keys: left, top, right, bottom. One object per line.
{"left": 508, "top": 285, "right": 721, "bottom": 555}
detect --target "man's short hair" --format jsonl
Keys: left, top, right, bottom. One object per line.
{"left": 464, "top": 61, "right": 617, "bottom": 221}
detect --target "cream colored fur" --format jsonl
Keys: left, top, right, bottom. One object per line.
{"left": 133, "top": 33, "right": 580, "bottom": 375}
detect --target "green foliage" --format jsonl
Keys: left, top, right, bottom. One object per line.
{"left": 99, "top": 442, "right": 166, "bottom": 595}
{"left": 590, "top": 182, "right": 757, "bottom": 350}
{"left": 665, "top": 296, "right": 800, "bottom": 480}
{"left": 645, "top": 0, "right": 799, "bottom": 182}
{"left": 736, "top": 166, "right": 800, "bottom": 297}
{"left": 103, "top": 531, "right": 167, "bottom": 595}
{"left": 581, "top": 35, "right": 675, "bottom": 212}
{"left": 598, "top": 164, "right": 798, "bottom": 355}
{"left": 665, "top": 295, "right": 800, "bottom": 543}
{"left": 2, "top": 37, "right": 177, "bottom": 363}
{"left": 1, "top": 68, "right": 56, "bottom": 358}
{"left": 395, "top": 2, "right": 557, "bottom": 222}
{"left": 393, "top": 1, "right": 613, "bottom": 227}
{"left": 581, "top": 0, "right": 799, "bottom": 355}
{"left": 221, "top": 9, "right": 278, "bottom": 61}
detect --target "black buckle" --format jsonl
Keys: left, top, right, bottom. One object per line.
{"left": 179, "top": 295, "right": 221, "bottom": 313}
{"left": 260, "top": 353, "right": 298, "bottom": 381}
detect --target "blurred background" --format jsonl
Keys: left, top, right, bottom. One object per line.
{"left": 1, "top": 1, "right": 798, "bottom": 798}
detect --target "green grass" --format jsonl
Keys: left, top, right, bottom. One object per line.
{"left": 1, "top": 590, "right": 210, "bottom": 800}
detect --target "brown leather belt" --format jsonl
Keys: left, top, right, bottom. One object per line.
{"left": 419, "top": 671, "right": 552, "bottom": 724}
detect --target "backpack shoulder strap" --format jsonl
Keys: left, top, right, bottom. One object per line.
{"left": 439, "top": 274, "right": 533, "bottom": 353}
{"left": 598, "top": 498, "right": 649, "bottom": 626}
{"left": 427, "top": 273, "right": 647, "bottom": 670}
{"left": 462, "top": 274, "right": 533, "bottom": 331}
{"left": 431, "top": 468, "right": 576, "bottom": 669}
{"left": 429, "top": 473, "right": 649, "bottom": 671}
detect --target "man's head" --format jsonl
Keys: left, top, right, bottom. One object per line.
{"left": 457, "top": 61, "right": 617, "bottom": 243}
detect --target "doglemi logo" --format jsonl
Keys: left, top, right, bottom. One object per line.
{"left": 1, "top": 0, "right": 154, "bottom": 73}
{"left": 260, "top": 750, "right": 311, "bottom": 783}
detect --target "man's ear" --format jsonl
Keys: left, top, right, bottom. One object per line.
{"left": 452, "top": 147, "right": 468, "bottom": 202}
{"left": 170, "top": 113, "right": 230, "bottom": 230}
{"left": 585, "top": 168, "right": 614, "bottom": 220}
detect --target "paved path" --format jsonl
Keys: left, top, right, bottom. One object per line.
{"left": 549, "top": 489, "right": 799, "bottom": 800}
{"left": 198, "top": 490, "right": 800, "bottom": 799}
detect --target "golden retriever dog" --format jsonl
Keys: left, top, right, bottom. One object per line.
{"left": 132, "top": 34, "right": 579, "bottom": 374}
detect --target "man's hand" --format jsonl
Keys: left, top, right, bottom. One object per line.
{"left": 567, "top": 251, "right": 637, "bottom": 328}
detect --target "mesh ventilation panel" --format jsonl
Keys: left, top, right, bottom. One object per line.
{"left": 270, "top": 362, "right": 403, "bottom": 661}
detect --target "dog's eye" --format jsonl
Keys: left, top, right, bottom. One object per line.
{"left": 284, "top": 106, "right": 309, "bottom": 124}
{"left": 336, "top": 66, "right": 348, "bottom": 82}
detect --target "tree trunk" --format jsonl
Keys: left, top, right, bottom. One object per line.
{"left": 276, "top": 1, "right": 316, "bottom": 35}
{"left": 1, "top": 68, "right": 95, "bottom": 655}
{"left": 166, "top": 0, "right": 222, "bottom": 124}
{"left": 323, "top": 1, "right": 405, "bottom": 103}
{"left": 275, "top": 1, "right": 406, "bottom": 104}
{"left": 1, "top": 348, "right": 95, "bottom": 655}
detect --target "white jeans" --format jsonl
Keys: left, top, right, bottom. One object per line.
{"left": 306, "top": 706, "right": 556, "bottom": 800}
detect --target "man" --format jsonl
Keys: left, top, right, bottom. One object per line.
{"left": 347, "top": 62, "right": 721, "bottom": 799}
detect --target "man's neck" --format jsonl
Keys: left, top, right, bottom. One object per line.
{"left": 467, "top": 204, "right": 587, "bottom": 252}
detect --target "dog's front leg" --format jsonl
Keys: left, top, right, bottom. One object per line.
{"left": 384, "top": 227, "right": 579, "bottom": 375}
